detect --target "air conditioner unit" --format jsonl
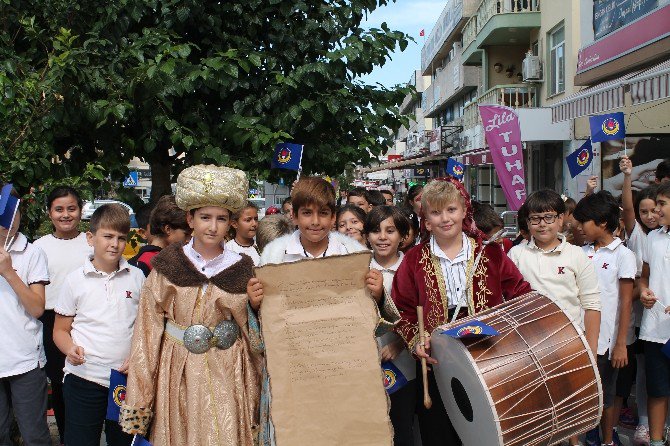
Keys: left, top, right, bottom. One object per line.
{"left": 522, "top": 55, "right": 543, "bottom": 82}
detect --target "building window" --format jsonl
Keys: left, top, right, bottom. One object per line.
{"left": 549, "top": 25, "right": 565, "bottom": 95}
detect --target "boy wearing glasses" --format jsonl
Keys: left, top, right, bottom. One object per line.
{"left": 509, "top": 190, "right": 601, "bottom": 446}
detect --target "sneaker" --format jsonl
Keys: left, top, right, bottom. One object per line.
{"left": 585, "top": 427, "right": 601, "bottom": 446}
{"left": 633, "top": 425, "right": 650, "bottom": 446}
{"left": 620, "top": 407, "right": 639, "bottom": 428}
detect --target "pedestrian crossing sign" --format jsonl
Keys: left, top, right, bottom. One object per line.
{"left": 123, "top": 171, "right": 138, "bottom": 188}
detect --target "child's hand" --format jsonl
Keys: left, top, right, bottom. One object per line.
{"left": 619, "top": 156, "right": 633, "bottom": 176}
{"left": 0, "top": 247, "right": 13, "bottom": 277}
{"left": 118, "top": 357, "right": 130, "bottom": 374}
{"left": 414, "top": 334, "right": 438, "bottom": 365}
{"left": 380, "top": 338, "right": 404, "bottom": 362}
{"left": 247, "top": 278, "right": 264, "bottom": 311}
{"left": 66, "top": 345, "right": 85, "bottom": 366}
{"left": 585, "top": 176, "right": 598, "bottom": 195}
{"left": 611, "top": 344, "right": 628, "bottom": 369}
{"left": 640, "top": 288, "right": 657, "bottom": 309}
{"left": 365, "top": 269, "right": 384, "bottom": 304}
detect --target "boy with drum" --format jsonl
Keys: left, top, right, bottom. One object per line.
{"left": 391, "top": 177, "right": 531, "bottom": 445}
{"left": 508, "top": 189, "right": 602, "bottom": 446}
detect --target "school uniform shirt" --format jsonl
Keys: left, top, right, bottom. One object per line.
{"left": 640, "top": 226, "right": 670, "bottom": 344}
{"left": 225, "top": 239, "right": 261, "bottom": 266}
{"left": 34, "top": 232, "right": 92, "bottom": 310}
{"left": 626, "top": 221, "right": 647, "bottom": 278}
{"left": 508, "top": 234, "right": 601, "bottom": 326}
{"left": 260, "top": 230, "right": 365, "bottom": 265}
{"left": 582, "top": 238, "right": 636, "bottom": 356}
{"left": 0, "top": 233, "right": 49, "bottom": 378}
{"left": 54, "top": 256, "right": 145, "bottom": 388}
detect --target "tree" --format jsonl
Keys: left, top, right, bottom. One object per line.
{"left": 2, "top": 0, "right": 411, "bottom": 224}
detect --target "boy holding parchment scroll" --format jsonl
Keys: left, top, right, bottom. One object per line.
{"left": 391, "top": 178, "right": 531, "bottom": 446}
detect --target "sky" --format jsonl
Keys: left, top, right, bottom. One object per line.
{"left": 360, "top": 0, "right": 447, "bottom": 88}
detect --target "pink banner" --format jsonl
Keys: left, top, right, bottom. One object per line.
{"left": 478, "top": 105, "right": 526, "bottom": 211}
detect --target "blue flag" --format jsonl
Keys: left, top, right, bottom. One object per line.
{"left": 446, "top": 158, "right": 465, "bottom": 181}
{"left": 106, "top": 370, "right": 127, "bottom": 421}
{"left": 589, "top": 112, "right": 625, "bottom": 143}
{"left": 442, "top": 319, "right": 499, "bottom": 339}
{"left": 271, "top": 143, "right": 304, "bottom": 172}
{"left": 565, "top": 139, "right": 594, "bottom": 178}
{"left": 662, "top": 339, "right": 670, "bottom": 359}
{"left": 382, "top": 361, "right": 409, "bottom": 395}
{"left": 131, "top": 435, "right": 153, "bottom": 446}
{"left": 0, "top": 184, "right": 20, "bottom": 230}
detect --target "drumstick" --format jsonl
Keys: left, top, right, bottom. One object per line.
{"left": 417, "top": 306, "right": 432, "bottom": 409}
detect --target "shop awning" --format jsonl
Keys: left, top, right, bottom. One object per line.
{"left": 550, "top": 69, "right": 644, "bottom": 122}
{"left": 630, "top": 59, "right": 670, "bottom": 105}
{"left": 359, "top": 154, "right": 448, "bottom": 174}
{"left": 551, "top": 59, "right": 670, "bottom": 122}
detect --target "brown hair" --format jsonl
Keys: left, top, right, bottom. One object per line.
{"left": 150, "top": 195, "right": 189, "bottom": 237}
{"left": 228, "top": 201, "right": 259, "bottom": 239}
{"left": 256, "top": 214, "right": 294, "bottom": 252}
{"left": 291, "top": 177, "right": 336, "bottom": 215}
{"left": 421, "top": 180, "right": 465, "bottom": 212}
{"left": 90, "top": 203, "right": 130, "bottom": 234}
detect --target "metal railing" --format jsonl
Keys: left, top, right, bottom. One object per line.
{"left": 464, "top": 0, "right": 540, "bottom": 49}
{"left": 463, "top": 84, "right": 537, "bottom": 129}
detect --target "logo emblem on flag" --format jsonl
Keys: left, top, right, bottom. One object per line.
{"left": 112, "top": 384, "right": 126, "bottom": 406}
{"left": 453, "top": 164, "right": 464, "bottom": 176}
{"left": 381, "top": 361, "right": 408, "bottom": 394}
{"left": 383, "top": 369, "right": 397, "bottom": 390}
{"left": 577, "top": 148, "right": 591, "bottom": 167}
{"left": 106, "top": 370, "right": 128, "bottom": 421}
{"left": 602, "top": 117, "right": 620, "bottom": 136}
{"left": 457, "top": 325, "right": 483, "bottom": 337}
{"left": 442, "top": 319, "right": 500, "bottom": 339}
{"left": 277, "top": 147, "right": 291, "bottom": 164}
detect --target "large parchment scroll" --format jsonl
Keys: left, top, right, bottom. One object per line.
{"left": 255, "top": 252, "right": 393, "bottom": 446}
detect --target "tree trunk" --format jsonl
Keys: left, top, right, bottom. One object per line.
{"left": 149, "top": 143, "right": 173, "bottom": 204}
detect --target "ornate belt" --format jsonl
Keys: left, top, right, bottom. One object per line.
{"left": 165, "top": 319, "right": 240, "bottom": 354}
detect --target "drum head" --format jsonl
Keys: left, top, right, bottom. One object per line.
{"left": 431, "top": 332, "right": 503, "bottom": 446}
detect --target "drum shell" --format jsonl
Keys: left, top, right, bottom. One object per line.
{"left": 432, "top": 293, "right": 602, "bottom": 446}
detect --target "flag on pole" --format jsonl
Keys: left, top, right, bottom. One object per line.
{"left": 446, "top": 158, "right": 465, "bottom": 181}
{"left": 381, "top": 361, "right": 409, "bottom": 394}
{"left": 0, "top": 184, "right": 19, "bottom": 230}
{"left": 419, "top": 29, "right": 425, "bottom": 37}
{"left": 106, "top": 370, "right": 127, "bottom": 421}
{"left": 589, "top": 112, "right": 626, "bottom": 143}
{"left": 271, "top": 143, "right": 304, "bottom": 172}
{"left": 565, "top": 139, "right": 594, "bottom": 178}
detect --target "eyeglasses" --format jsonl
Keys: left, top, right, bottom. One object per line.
{"left": 527, "top": 214, "right": 559, "bottom": 225}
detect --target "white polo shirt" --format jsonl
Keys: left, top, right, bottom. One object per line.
{"left": 509, "top": 235, "right": 601, "bottom": 326}
{"left": 225, "top": 239, "right": 260, "bottom": 266}
{"left": 640, "top": 226, "right": 670, "bottom": 344}
{"left": 54, "top": 257, "right": 145, "bottom": 387}
{"left": 0, "top": 233, "right": 49, "bottom": 378}
{"left": 34, "top": 233, "right": 92, "bottom": 310}
{"left": 281, "top": 230, "right": 354, "bottom": 263}
{"left": 582, "top": 238, "right": 637, "bottom": 356}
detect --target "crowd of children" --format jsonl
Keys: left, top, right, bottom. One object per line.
{"left": 1, "top": 156, "right": 670, "bottom": 446}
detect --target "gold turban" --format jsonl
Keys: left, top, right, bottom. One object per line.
{"left": 175, "top": 165, "right": 249, "bottom": 212}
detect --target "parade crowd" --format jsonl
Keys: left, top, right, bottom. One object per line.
{"left": 2, "top": 156, "right": 670, "bottom": 446}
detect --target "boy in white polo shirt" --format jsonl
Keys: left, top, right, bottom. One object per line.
{"left": 639, "top": 182, "right": 670, "bottom": 446}
{"left": 0, "top": 187, "right": 51, "bottom": 446}
{"left": 54, "top": 204, "right": 145, "bottom": 446}
{"left": 574, "top": 191, "right": 636, "bottom": 446}
{"left": 508, "top": 189, "right": 601, "bottom": 446}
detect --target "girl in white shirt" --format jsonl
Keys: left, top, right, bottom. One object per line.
{"left": 225, "top": 201, "right": 260, "bottom": 265}
{"left": 619, "top": 157, "right": 660, "bottom": 444}
{"left": 365, "top": 205, "right": 416, "bottom": 446}
{"left": 34, "top": 186, "right": 91, "bottom": 445}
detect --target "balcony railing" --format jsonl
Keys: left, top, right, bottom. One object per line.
{"left": 463, "top": 84, "right": 537, "bottom": 129}
{"left": 464, "top": 0, "right": 540, "bottom": 49}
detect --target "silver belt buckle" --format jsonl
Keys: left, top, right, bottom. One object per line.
{"left": 213, "top": 320, "right": 240, "bottom": 350}
{"left": 183, "top": 324, "right": 213, "bottom": 354}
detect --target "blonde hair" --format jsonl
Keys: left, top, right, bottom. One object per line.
{"left": 256, "top": 214, "right": 294, "bottom": 252}
{"left": 421, "top": 180, "right": 465, "bottom": 213}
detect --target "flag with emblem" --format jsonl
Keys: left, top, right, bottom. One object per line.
{"left": 271, "top": 143, "right": 304, "bottom": 172}
{"left": 0, "top": 184, "right": 20, "bottom": 230}
{"left": 446, "top": 158, "right": 465, "bottom": 181}
{"left": 382, "top": 361, "right": 409, "bottom": 395}
{"left": 442, "top": 319, "right": 499, "bottom": 339}
{"left": 565, "top": 139, "right": 594, "bottom": 178}
{"left": 106, "top": 369, "right": 127, "bottom": 421}
{"left": 589, "top": 112, "right": 626, "bottom": 143}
